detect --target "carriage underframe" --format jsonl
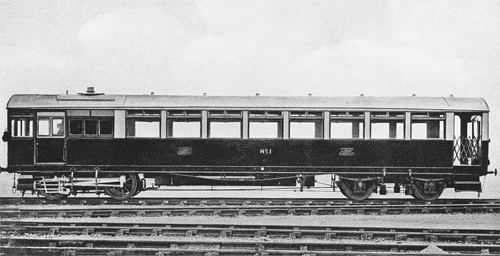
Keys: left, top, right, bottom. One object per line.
{"left": 10, "top": 164, "right": 484, "bottom": 201}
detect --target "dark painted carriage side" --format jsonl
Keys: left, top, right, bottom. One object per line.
{"left": 2, "top": 92, "right": 492, "bottom": 200}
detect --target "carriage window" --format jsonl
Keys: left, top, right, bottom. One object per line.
{"left": 70, "top": 120, "right": 83, "bottom": 135}
{"left": 38, "top": 118, "right": 65, "bottom": 137}
{"left": 38, "top": 118, "right": 50, "bottom": 136}
{"left": 209, "top": 121, "right": 241, "bottom": 138}
{"left": 330, "top": 112, "right": 364, "bottom": 139}
{"left": 290, "top": 121, "right": 323, "bottom": 139}
{"left": 52, "top": 118, "right": 65, "bottom": 136}
{"left": 127, "top": 120, "right": 160, "bottom": 138}
{"left": 290, "top": 121, "right": 319, "bottom": 138}
{"left": 208, "top": 110, "right": 242, "bottom": 138}
{"left": 100, "top": 120, "right": 113, "bottom": 135}
{"left": 331, "top": 121, "right": 364, "bottom": 139}
{"left": 126, "top": 110, "right": 160, "bottom": 138}
{"left": 411, "top": 113, "right": 445, "bottom": 139}
{"left": 371, "top": 122, "right": 404, "bottom": 139}
{"left": 371, "top": 112, "right": 404, "bottom": 139}
{"left": 167, "top": 110, "right": 201, "bottom": 138}
{"left": 11, "top": 118, "right": 33, "bottom": 137}
{"left": 249, "top": 111, "right": 283, "bottom": 139}
{"left": 249, "top": 122, "right": 281, "bottom": 138}
{"left": 289, "top": 111, "right": 323, "bottom": 139}
{"left": 169, "top": 121, "right": 200, "bottom": 138}
{"left": 85, "top": 120, "right": 98, "bottom": 135}
{"left": 69, "top": 119, "right": 113, "bottom": 136}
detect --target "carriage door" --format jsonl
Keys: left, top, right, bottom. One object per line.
{"left": 36, "top": 112, "right": 66, "bottom": 164}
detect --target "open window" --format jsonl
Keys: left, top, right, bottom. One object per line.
{"left": 371, "top": 112, "right": 404, "bottom": 139}
{"left": 208, "top": 110, "right": 242, "bottom": 138}
{"left": 249, "top": 111, "right": 283, "bottom": 139}
{"left": 411, "top": 112, "right": 444, "bottom": 139}
{"left": 289, "top": 111, "right": 323, "bottom": 139}
{"left": 330, "top": 111, "right": 364, "bottom": 139}
{"left": 167, "top": 110, "right": 201, "bottom": 138}
{"left": 126, "top": 110, "right": 160, "bottom": 138}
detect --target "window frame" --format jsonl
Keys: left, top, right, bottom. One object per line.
{"left": 330, "top": 111, "right": 364, "bottom": 139}
{"left": 126, "top": 110, "right": 161, "bottom": 138}
{"left": 248, "top": 111, "right": 283, "bottom": 139}
{"left": 289, "top": 111, "right": 324, "bottom": 139}
{"left": 167, "top": 110, "right": 202, "bottom": 138}
{"left": 10, "top": 111, "right": 34, "bottom": 138}
{"left": 208, "top": 110, "right": 242, "bottom": 139}
{"left": 36, "top": 113, "right": 65, "bottom": 138}
{"left": 68, "top": 118, "right": 114, "bottom": 137}
{"left": 370, "top": 111, "right": 405, "bottom": 140}
{"left": 410, "top": 112, "right": 445, "bottom": 140}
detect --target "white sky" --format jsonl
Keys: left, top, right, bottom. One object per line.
{"left": 1, "top": 0, "right": 499, "bottom": 191}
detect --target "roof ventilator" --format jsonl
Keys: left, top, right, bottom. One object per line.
{"left": 78, "top": 87, "right": 104, "bottom": 96}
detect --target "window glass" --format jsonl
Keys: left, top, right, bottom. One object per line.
{"left": 186, "top": 110, "right": 201, "bottom": 116}
{"left": 308, "top": 112, "right": 323, "bottom": 117}
{"left": 249, "top": 121, "right": 280, "bottom": 138}
{"left": 170, "top": 121, "right": 200, "bottom": 138}
{"left": 209, "top": 110, "right": 225, "bottom": 116}
{"left": 169, "top": 110, "right": 184, "bottom": 116}
{"left": 371, "top": 122, "right": 404, "bottom": 139}
{"left": 249, "top": 111, "right": 266, "bottom": 117}
{"left": 126, "top": 120, "right": 160, "bottom": 138}
{"left": 127, "top": 110, "right": 143, "bottom": 116}
{"left": 331, "top": 121, "right": 363, "bottom": 139}
{"left": 226, "top": 110, "right": 241, "bottom": 116}
{"left": 144, "top": 110, "right": 160, "bottom": 116}
{"left": 100, "top": 120, "right": 113, "bottom": 135}
{"left": 290, "top": 111, "right": 307, "bottom": 117}
{"left": 38, "top": 118, "right": 50, "bottom": 136}
{"left": 290, "top": 121, "right": 323, "bottom": 139}
{"left": 209, "top": 121, "right": 241, "bottom": 138}
{"left": 70, "top": 120, "right": 83, "bottom": 135}
{"left": 85, "top": 120, "right": 98, "bottom": 135}
{"left": 52, "top": 118, "right": 65, "bottom": 136}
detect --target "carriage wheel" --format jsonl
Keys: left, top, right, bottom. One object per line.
{"left": 411, "top": 179, "right": 445, "bottom": 201}
{"left": 38, "top": 190, "right": 68, "bottom": 201}
{"left": 104, "top": 174, "right": 139, "bottom": 200}
{"left": 337, "top": 177, "right": 377, "bottom": 200}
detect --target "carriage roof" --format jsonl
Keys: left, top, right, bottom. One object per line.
{"left": 7, "top": 94, "right": 489, "bottom": 112}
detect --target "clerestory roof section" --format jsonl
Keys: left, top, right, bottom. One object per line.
{"left": 6, "top": 94, "right": 489, "bottom": 112}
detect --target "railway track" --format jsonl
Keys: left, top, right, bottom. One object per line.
{"left": 2, "top": 219, "right": 499, "bottom": 244}
{"left": 2, "top": 197, "right": 499, "bottom": 207}
{"left": 1, "top": 199, "right": 499, "bottom": 255}
{"left": 0, "top": 198, "right": 500, "bottom": 218}
{"left": 1, "top": 236, "right": 499, "bottom": 255}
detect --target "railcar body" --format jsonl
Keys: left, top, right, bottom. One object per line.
{"left": 1, "top": 88, "right": 494, "bottom": 200}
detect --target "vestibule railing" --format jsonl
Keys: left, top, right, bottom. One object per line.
{"left": 454, "top": 136, "right": 481, "bottom": 165}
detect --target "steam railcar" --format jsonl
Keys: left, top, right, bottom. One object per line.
{"left": 1, "top": 88, "right": 494, "bottom": 200}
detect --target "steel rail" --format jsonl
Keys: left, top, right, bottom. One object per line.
{"left": 1, "top": 236, "right": 499, "bottom": 256}
{"left": 1, "top": 220, "right": 499, "bottom": 244}
{"left": 1, "top": 202, "right": 498, "bottom": 218}
{"left": 1, "top": 196, "right": 499, "bottom": 206}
